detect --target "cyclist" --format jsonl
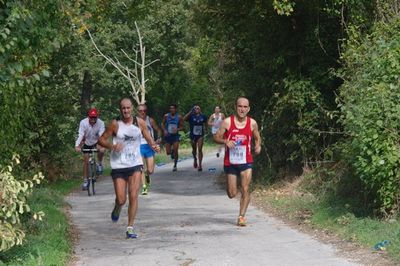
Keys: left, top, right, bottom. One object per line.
{"left": 137, "top": 104, "right": 162, "bottom": 195}
{"left": 213, "top": 97, "right": 261, "bottom": 226}
{"left": 161, "top": 104, "right": 184, "bottom": 171}
{"left": 98, "top": 98, "right": 160, "bottom": 239}
{"left": 208, "top": 105, "right": 225, "bottom": 157}
{"left": 75, "top": 108, "right": 105, "bottom": 190}
{"left": 183, "top": 105, "right": 208, "bottom": 171}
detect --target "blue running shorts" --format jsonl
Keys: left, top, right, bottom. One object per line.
{"left": 140, "top": 144, "right": 155, "bottom": 158}
{"left": 164, "top": 134, "right": 180, "bottom": 144}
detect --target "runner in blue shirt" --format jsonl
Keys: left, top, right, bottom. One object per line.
{"left": 162, "top": 104, "right": 184, "bottom": 171}
{"left": 184, "top": 105, "right": 208, "bottom": 171}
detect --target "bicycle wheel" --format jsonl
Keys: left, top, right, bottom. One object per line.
{"left": 87, "top": 178, "right": 91, "bottom": 196}
{"left": 91, "top": 161, "right": 96, "bottom": 196}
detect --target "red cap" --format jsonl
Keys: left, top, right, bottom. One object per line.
{"left": 88, "top": 108, "right": 98, "bottom": 118}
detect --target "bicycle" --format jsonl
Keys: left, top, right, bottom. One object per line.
{"left": 82, "top": 148, "right": 99, "bottom": 196}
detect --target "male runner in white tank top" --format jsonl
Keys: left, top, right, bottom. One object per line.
{"left": 98, "top": 98, "right": 160, "bottom": 239}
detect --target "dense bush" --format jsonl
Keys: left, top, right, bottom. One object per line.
{"left": 339, "top": 19, "right": 400, "bottom": 214}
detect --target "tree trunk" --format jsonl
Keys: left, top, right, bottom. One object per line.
{"left": 81, "top": 70, "right": 92, "bottom": 116}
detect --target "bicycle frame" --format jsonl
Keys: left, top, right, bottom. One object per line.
{"left": 82, "top": 148, "right": 98, "bottom": 196}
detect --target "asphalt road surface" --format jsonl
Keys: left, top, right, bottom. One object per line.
{"left": 67, "top": 154, "right": 360, "bottom": 266}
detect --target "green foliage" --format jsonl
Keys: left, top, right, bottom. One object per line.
{"left": 0, "top": 178, "right": 80, "bottom": 265}
{"left": 339, "top": 18, "right": 400, "bottom": 214}
{"left": 0, "top": 155, "right": 44, "bottom": 252}
{"left": 0, "top": 0, "right": 77, "bottom": 176}
{"left": 272, "top": 0, "right": 295, "bottom": 16}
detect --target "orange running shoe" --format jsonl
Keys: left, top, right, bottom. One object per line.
{"left": 237, "top": 216, "right": 247, "bottom": 226}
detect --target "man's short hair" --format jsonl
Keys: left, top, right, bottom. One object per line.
{"left": 236, "top": 96, "right": 249, "bottom": 105}
{"left": 138, "top": 103, "right": 147, "bottom": 109}
{"left": 170, "top": 104, "right": 177, "bottom": 109}
{"left": 119, "top": 97, "right": 133, "bottom": 108}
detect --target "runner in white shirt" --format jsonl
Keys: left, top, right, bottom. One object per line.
{"left": 208, "top": 106, "right": 225, "bottom": 157}
{"left": 75, "top": 108, "right": 105, "bottom": 190}
{"left": 98, "top": 98, "right": 160, "bottom": 239}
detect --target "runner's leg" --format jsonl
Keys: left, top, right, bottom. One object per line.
{"left": 141, "top": 156, "right": 147, "bottom": 186}
{"left": 173, "top": 141, "right": 179, "bottom": 167}
{"left": 239, "top": 168, "right": 252, "bottom": 217}
{"left": 146, "top": 156, "right": 155, "bottom": 175}
{"left": 165, "top": 142, "right": 171, "bottom": 155}
{"left": 226, "top": 173, "right": 238, "bottom": 198}
{"left": 113, "top": 178, "right": 128, "bottom": 207}
{"left": 198, "top": 137, "right": 204, "bottom": 169}
{"left": 127, "top": 171, "right": 142, "bottom": 226}
{"left": 191, "top": 139, "right": 197, "bottom": 168}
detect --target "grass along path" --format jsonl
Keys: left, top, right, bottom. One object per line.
{"left": 0, "top": 179, "right": 81, "bottom": 266}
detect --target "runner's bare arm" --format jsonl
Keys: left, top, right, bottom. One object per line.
{"left": 207, "top": 114, "right": 215, "bottom": 126}
{"left": 98, "top": 120, "right": 122, "bottom": 152}
{"left": 161, "top": 114, "right": 168, "bottom": 135}
{"left": 213, "top": 118, "right": 235, "bottom": 148}
{"left": 183, "top": 110, "right": 192, "bottom": 121}
{"left": 251, "top": 119, "right": 261, "bottom": 154}
{"left": 204, "top": 114, "right": 209, "bottom": 132}
{"left": 150, "top": 117, "right": 163, "bottom": 142}
{"left": 138, "top": 118, "right": 160, "bottom": 152}
{"left": 177, "top": 115, "right": 184, "bottom": 131}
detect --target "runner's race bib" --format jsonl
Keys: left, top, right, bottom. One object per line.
{"left": 229, "top": 145, "right": 246, "bottom": 164}
{"left": 121, "top": 143, "right": 136, "bottom": 164}
{"left": 193, "top": 125, "right": 203, "bottom": 136}
{"left": 168, "top": 124, "right": 177, "bottom": 134}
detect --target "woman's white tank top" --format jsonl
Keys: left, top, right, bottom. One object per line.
{"left": 110, "top": 120, "right": 143, "bottom": 169}
{"left": 211, "top": 113, "right": 223, "bottom": 134}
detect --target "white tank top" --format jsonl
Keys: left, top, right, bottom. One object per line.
{"left": 110, "top": 120, "right": 143, "bottom": 169}
{"left": 140, "top": 116, "right": 154, "bottom": 145}
{"left": 212, "top": 113, "right": 223, "bottom": 134}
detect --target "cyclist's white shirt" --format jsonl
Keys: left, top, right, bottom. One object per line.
{"left": 140, "top": 116, "right": 154, "bottom": 145}
{"left": 75, "top": 118, "right": 105, "bottom": 147}
{"left": 110, "top": 120, "right": 143, "bottom": 169}
{"left": 211, "top": 113, "right": 223, "bottom": 134}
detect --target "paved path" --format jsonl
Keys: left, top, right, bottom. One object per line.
{"left": 67, "top": 154, "right": 360, "bottom": 266}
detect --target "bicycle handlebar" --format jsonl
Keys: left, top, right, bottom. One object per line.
{"left": 82, "top": 148, "right": 98, "bottom": 152}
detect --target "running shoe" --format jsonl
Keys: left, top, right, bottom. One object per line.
{"left": 96, "top": 164, "right": 103, "bottom": 175}
{"left": 142, "top": 185, "right": 148, "bottom": 195}
{"left": 198, "top": 167, "right": 202, "bottom": 172}
{"left": 81, "top": 179, "right": 89, "bottom": 190}
{"left": 111, "top": 204, "right": 121, "bottom": 222}
{"left": 237, "top": 216, "right": 247, "bottom": 227}
{"left": 172, "top": 165, "right": 177, "bottom": 172}
{"left": 216, "top": 152, "right": 220, "bottom": 158}
{"left": 126, "top": 226, "right": 138, "bottom": 239}
{"left": 193, "top": 159, "right": 198, "bottom": 169}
